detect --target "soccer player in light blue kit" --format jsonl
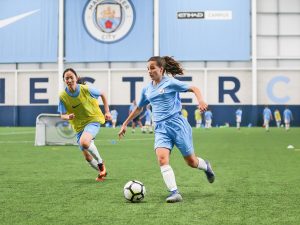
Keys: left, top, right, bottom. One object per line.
{"left": 263, "top": 106, "right": 273, "bottom": 131}
{"left": 235, "top": 108, "right": 242, "bottom": 130}
{"left": 129, "top": 100, "right": 143, "bottom": 133}
{"left": 283, "top": 106, "right": 293, "bottom": 131}
{"left": 140, "top": 104, "right": 153, "bottom": 133}
{"left": 204, "top": 109, "right": 213, "bottom": 129}
{"left": 118, "top": 56, "right": 215, "bottom": 203}
{"left": 110, "top": 108, "right": 118, "bottom": 128}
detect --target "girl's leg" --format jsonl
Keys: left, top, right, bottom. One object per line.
{"left": 156, "top": 148, "right": 182, "bottom": 203}
{"left": 156, "top": 148, "right": 177, "bottom": 191}
{"left": 184, "top": 153, "right": 215, "bottom": 183}
{"left": 80, "top": 132, "right": 107, "bottom": 180}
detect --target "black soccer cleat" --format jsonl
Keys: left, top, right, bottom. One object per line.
{"left": 204, "top": 161, "right": 215, "bottom": 183}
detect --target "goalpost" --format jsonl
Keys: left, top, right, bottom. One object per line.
{"left": 35, "top": 113, "right": 77, "bottom": 146}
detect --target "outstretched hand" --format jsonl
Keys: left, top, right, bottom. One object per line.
{"left": 118, "top": 124, "right": 127, "bottom": 140}
{"left": 68, "top": 113, "right": 75, "bottom": 120}
{"left": 199, "top": 100, "right": 208, "bottom": 113}
{"left": 105, "top": 112, "right": 112, "bottom": 121}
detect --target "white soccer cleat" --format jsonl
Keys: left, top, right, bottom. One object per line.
{"left": 166, "top": 190, "right": 183, "bottom": 203}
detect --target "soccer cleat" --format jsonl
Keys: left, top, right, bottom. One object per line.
{"left": 166, "top": 190, "right": 183, "bottom": 203}
{"left": 204, "top": 161, "right": 215, "bottom": 183}
{"left": 95, "top": 174, "right": 105, "bottom": 182}
{"left": 97, "top": 162, "right": 107, "bottom": 178}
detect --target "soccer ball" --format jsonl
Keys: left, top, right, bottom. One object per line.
{"left": 123, "top": 180, "right": 146, "bottom": 203}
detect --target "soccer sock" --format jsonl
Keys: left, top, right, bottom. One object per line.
{"left": 87, "top": 140, "right": 103, "bottom": 164}
{"left": 88, "top": 158, "right": 99, "bottom": 171}
{"left": 266, "top": 124, "right": 269, "bottom": 130}
{"left": 160, "top": 165, "right": 177, "bottom": 192}
{"left": 149, "top": 126, "right": 153, "bottom": 133}
{"left": 197, "top": 157, "right": 208, "bottom": 171}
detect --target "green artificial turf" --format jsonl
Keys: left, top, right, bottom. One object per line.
{"left": 0, "top": 127, "right": 299, "bottom": 225}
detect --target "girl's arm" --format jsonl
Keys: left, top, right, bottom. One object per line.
{"left": 118, "top": 107, "right": 143, "bottom": 139}
{"left": 100, "top": 92, "right": 112, "bottom": 120}
{"left": 188, "top": 86, "right": 208, "bottom": 112}
{"left": 60, "top": 113, "right": 75, "bottom": 120}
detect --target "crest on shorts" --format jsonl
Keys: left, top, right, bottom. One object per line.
{"left": 84, "top": 0, "right": 135, "bottom": 43}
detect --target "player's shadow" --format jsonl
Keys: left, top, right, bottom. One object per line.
{"left": 70, "top": 178, "right": 118, "bottom": 184}
{"left": 183, "top": 191, "right": 215, "bottom": 202}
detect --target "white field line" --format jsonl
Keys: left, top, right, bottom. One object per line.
{"left": 0, "top": 137, "right": 154, "bottom": 144}
{"left": 0, "top": 131, "right": 35, "bottom": 136}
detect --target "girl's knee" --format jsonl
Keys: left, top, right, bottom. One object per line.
{"left": 185, "top": 157, "right": 198, "bottom": 168}
{"left": 158, "top": 156, "right": 168, "bottom": 166}
{"left": 79, "top": 139, "right": 90, "bottom": 150}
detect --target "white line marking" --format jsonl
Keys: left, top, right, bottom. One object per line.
{"left": 0, "top": 131, "right": 35, "bottom": 136}
{"left": 0, "top": 137, "right": 154, "bottom": 144}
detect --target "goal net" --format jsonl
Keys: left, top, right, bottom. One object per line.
{"left": 35, "top": 114, "right": 77, "bottom": 146}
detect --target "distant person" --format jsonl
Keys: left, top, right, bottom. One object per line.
{"left": 274, "top": 109, "right": 281, "bottom": 128}
{"left": 111, "top": 108, "right": 118, "bottom": 129}
{"left": 283, "top": 106, "right": 293, "bottom": 131}
{"left": 194, "top": 107, "right": 202, "bottom": 128}
{"left": 181, "top": 107, "right": 188, "bottom": 120}
{"left": 129, "top": 100, "right": 143, "bottom": 133}
{"left": 235, "top": 108, "right": 242, "bottom": 130}
{"left": 140, "top": 104, "right": 153, "bottom": 133}
{"left": 204, "top": 109, "right": 213, "bottom": 129}
{"left": 263, "top": 106, "right": 273, "bottom": 131}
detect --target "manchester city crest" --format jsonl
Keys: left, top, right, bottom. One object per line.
{"left": 84, "top": 0, "right": 135, "bottom": 43}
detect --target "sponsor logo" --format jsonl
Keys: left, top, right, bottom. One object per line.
{"left": 0, "top": 9, "right": 40, "bottom": 29}
{"left": 84, "top": 0, "right": 135, "bottom": 43}
{"left": 177, "top": 12, "right": 204, "bottom": 19}
{"left": 72, "top": 103, "right": 82, "bottom": 109}
{"left": 177, "top": 11, "right": 232, "bottom": 20}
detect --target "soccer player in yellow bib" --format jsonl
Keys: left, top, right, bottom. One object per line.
{"left": 274, "top": 109, "right": 282, "bottom": 128}
{"left": 194, "top": 107, "right": 202, "bottom": 128}
{"left": 58, "top": 68, "right": 112, "bottom": 182}
{"left": 181, "top": 107, "right": 188, "bottom": 120}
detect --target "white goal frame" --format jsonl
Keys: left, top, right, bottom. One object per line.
{"left": 35, "top": 113, "right": 77, "bottom": 146}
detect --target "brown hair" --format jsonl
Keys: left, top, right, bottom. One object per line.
{"left": 63, "top": 68, "right": 86, "bottom": 84}
{"left": 148, "top": 56, "right": 184, "bottom": 77}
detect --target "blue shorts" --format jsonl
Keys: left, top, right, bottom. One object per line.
{"left": 154, "top": 114, "right": 194, "bottom": 157}
{"left": 76, "top": 122, "right": 100, "bottom": 150}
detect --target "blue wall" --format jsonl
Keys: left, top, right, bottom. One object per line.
{"left": 0, "top": 105, "right": 299, "bottom": 127}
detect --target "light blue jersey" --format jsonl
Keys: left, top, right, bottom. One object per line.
{"left": 283, "top": 109, "right": 293, "bottom": 121}
{"left": 111, "top": 109, "right": 118, "bottom": 120}
{"left": 138, "top": 76, "right": 189, "bottom": 122}
{"left": 236, "top": 109, "right": 242, "bottom": 117}
{"left": 143, "top": 109, "right": 152, "bottom": 123}
{"left": 204, "top": 111, "right": 213, "bottom": 120}
{"left": 137, "top": 76, "right": 193, "bottom": 156}
{"left": 263, "top": 108, "right": 272, "bottom": 121}
{"left": 57, "top": 85, "right": 101, "bottom": 114}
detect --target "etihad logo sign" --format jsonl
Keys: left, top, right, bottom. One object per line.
{"left": 84, "top": 0, "right": 135, "bottom": 43}
{"left": 177, "top": 11, "right": 232, "bottom": 20}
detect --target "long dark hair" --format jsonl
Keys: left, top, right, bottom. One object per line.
{"left": 63, "top": 68, "right": 86, "bottom": 84}
{"left": 148, "top": 56, "right": 184, "bottom": 77}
